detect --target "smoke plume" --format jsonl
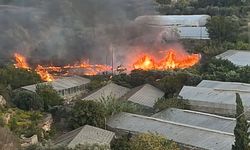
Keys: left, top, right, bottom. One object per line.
{"left": 0, "top": 0, "right": 172, "bottom": 67}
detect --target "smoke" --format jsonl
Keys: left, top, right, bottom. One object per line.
{"left": 0, "top": 0, "right": 179, "bottom": 67}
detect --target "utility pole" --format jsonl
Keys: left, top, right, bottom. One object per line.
{"left": 110, "top": 44, "right": 114, "bottom": 76}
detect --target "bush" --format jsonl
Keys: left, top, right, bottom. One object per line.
{"left": 12, "top": 90, "right": 44, "bottom": 111}
{"left": 69, "top": 100, "right": 106, "bottom": 129}
{"left": 99, "top": 96, "right": 138, "bottom": 117}
{"left": 36, "top": 84, "right": 63, "bottom": 111}
{"left": 129, "top": 133, "right": 179, "bottom": 150}
{"left": 0, "top": 65, "right": 41, "bottom": 89}
{"left": 154, "top": 97, "right": 190, "bottom": 111}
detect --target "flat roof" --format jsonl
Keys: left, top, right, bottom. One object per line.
{"left": 216, "top": 50, "right": 250, "bottom": 66}
{"left": 22, "top": 75, "right": 90, "bottom": 92}
{"left": 197, "top": 80, "right": 250, "bottom": 92}
{"left": 135, "top": 15, "right": 210, "bottom": 27}
{"left": 152, "top": 108, "right": 250, "bottom": 134}
{"left": 179, "top": 86, "right": 250, "bottom": 106}
{"left": 125, "top": 84, "right": 164, "bottom": 108}
{"left": 107, "top": 112, "right": 234, "bottom": 150}
{"left": 82, "top": 83, "right": 130, "bottom": 101}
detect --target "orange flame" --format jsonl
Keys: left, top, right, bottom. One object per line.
{"left": 133, "top": 49, "right": 201, "bottom": 70}
{"left": 13, "top": 53, "right": 112, "bottom": 81}
{"left": 14, "top": 53, "right": 30, "bottom": 69}
{"left": 35, "top": 65, "right": 54, "bottom": 82}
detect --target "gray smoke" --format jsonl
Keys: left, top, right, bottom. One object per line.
{"left": 0, "top": 0, "right": 159, "bottom": 66}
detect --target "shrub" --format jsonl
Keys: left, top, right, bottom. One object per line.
{"left": 130, "top": 133, "right": 179, "bottom": 150}
{"left": 69, "top": 100, "right": 106, "bottom": 129}
{"left": 154, "top": 97, "right": 190, "bottom": 111}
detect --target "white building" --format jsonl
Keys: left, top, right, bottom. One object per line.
{"left": 216, "top": 50, "right": 250, "bottom": 67}
{"left": 135, "top": 15, "right": 211, "bottom": 27}
{"left": 21, "top": 75, "right": 90, "bottom": 100}
{"left": 179, "top": 80, "right": 250, "bottom": 117}
{"left": 107, "top": 112, "right": 234, "bottom": 150}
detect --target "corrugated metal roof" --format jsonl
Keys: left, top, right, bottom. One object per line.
{"left": 216, "top": 50, "right": 250, "bottom": 66}
{"left": 68, "top": 125, "right": 115, "bottom": 148}
{"left": 21, "top": 75, "right": 90, "bottom": 92}
{"left": 179, "top": 86, "right": 250, "bottom": 106}
{"left": 126, "top": 84, "right": 164, "bottom": 108}
{"left": 197, "top": 80, "right": 250, "bottom": 92}
{"left": 82, "top": 83, "right": 130, "bottom": 101}
{"left": 152, "top": 108, "right": 249, "bottom": 134}
{"left": 135, "top": 15, "right": 210, "bottom": 27}
{"left": 107, "top": 112, "right": 234, "bottom": 150}
{"left": 54, "top": 125, "right": 115, "bottom": 149}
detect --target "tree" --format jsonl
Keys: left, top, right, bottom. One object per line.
{"left": 12, "top": 90, "right": 44, "bottom": 111}
{"left": 129, "top": 133, "right": 179, "bottom": 150}
{"left": 206, "top": 16, "right": 240, "bottom": 42}
{"left": 69, "top": 100, "right": 106, "bottom": 129}
{"left": 232, "top": 93, "right": 250, "bottom": 150}
{"left": 0, "top": 127, "right": 20, "bottom": 150}
{"left": 36, "top": 84, "right": 63, "bottom": 111}
{"left": 0, "top": 65, "right": 41, "bottom": 89}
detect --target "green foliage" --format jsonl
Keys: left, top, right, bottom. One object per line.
{"left": 0, "top": 84, "right": 11, "bottom": 103}
{"left": 206, "top": 16, "right": 240, "bottom": 42}
{"left": 36, "top": 84, "right": 63, "bottom": 111}
{"left": 3, "top": 108, "right": 43, "bottom": 137}
{"left": 200, "top": 58, "right": 250, "bottom": 83}
{"left": 70, "top": 100, "right": 106, "bottom": 129}
{"left": 155, "top": 71, "right": 201, "bottom": 97}
{"left": 232, "top": 93, "right": 250, "bottom": 150}
{"left": 0, "top": 65, "right": 41, "bottom": 89}
{"left": 99, "top": 95, "right": 138, "bottom": 117}
{"left": 111, "top": 135, "right": 131, "bottom": 150}
{"left": 129, "top": 133, "right": 179, "bottom": 150}
{"left": 12, "top": 90, "right": 44, "bottom": 111}
{"left": 154, "top": 97, "right": 190, "bottom": 111}
{"left": 86, "top": 80, "right": 107, "bottom": 91}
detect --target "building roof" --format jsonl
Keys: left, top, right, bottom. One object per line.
{"left": 54, "top": 125, "right": 115, "bottom": 149}
{"left": 107, "top": 112, "right": 234, "bottom": 150}
{"left": 22, "top": 76, "right": 90, "bottom": 92}
{"left": 216, "top": 50, "right": 250, "bottom": 66}
{"left": 149, "top": 25, "right": 209, "bottom": 40}
{"left": 82, "top": 83, "right": 130, "bottom": 101}
{"left": 135, "top": 15, "right": 210, "bottom": 27}
{"left": 22, "top": 75, "right": 90, "bottom": 92}
{"left": 179, "top": 86, "right": 250, "bottom": 106}
{"left": 197, "top": 80, "right": 250, "bottom": 92}
{"left": 152, "top": 108, "right": 250, "bottom": 134}
{"left": 124, "top": 84, "right": 164, "bottom": 108}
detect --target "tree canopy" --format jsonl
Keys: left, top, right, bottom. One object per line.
{"left": 36, "top": 84, "right": 63, "bottom": 111}
{"left": 129, "top": 133, "right": 179, "bottom": 150}
{"left": 232, "top": 93, "right": 250, "bottom": 150}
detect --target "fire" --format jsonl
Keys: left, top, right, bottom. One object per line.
{"left": 13, "top": 53, "right": 112, "bottom": 81}
{"left": 14, "top": 53, "right": 30, "bottom": 69}
{"left": 133, "top": 49, "right": 201, "bottom": 70}
{"left": 35, "top": 65, "right": 54, "bottom": 82}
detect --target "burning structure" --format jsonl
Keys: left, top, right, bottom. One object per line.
{"left": 21, "top": 76, "right": 90, "bottom": 100}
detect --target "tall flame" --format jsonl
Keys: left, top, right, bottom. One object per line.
{"left": 14, "top": 53, "right": 30, "bottom": 69}
{"left": 35, "top": 65, "right": 54, "bottom": 82}
{"left": 133, "top": 49, "right": 201, "bottom": 70}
